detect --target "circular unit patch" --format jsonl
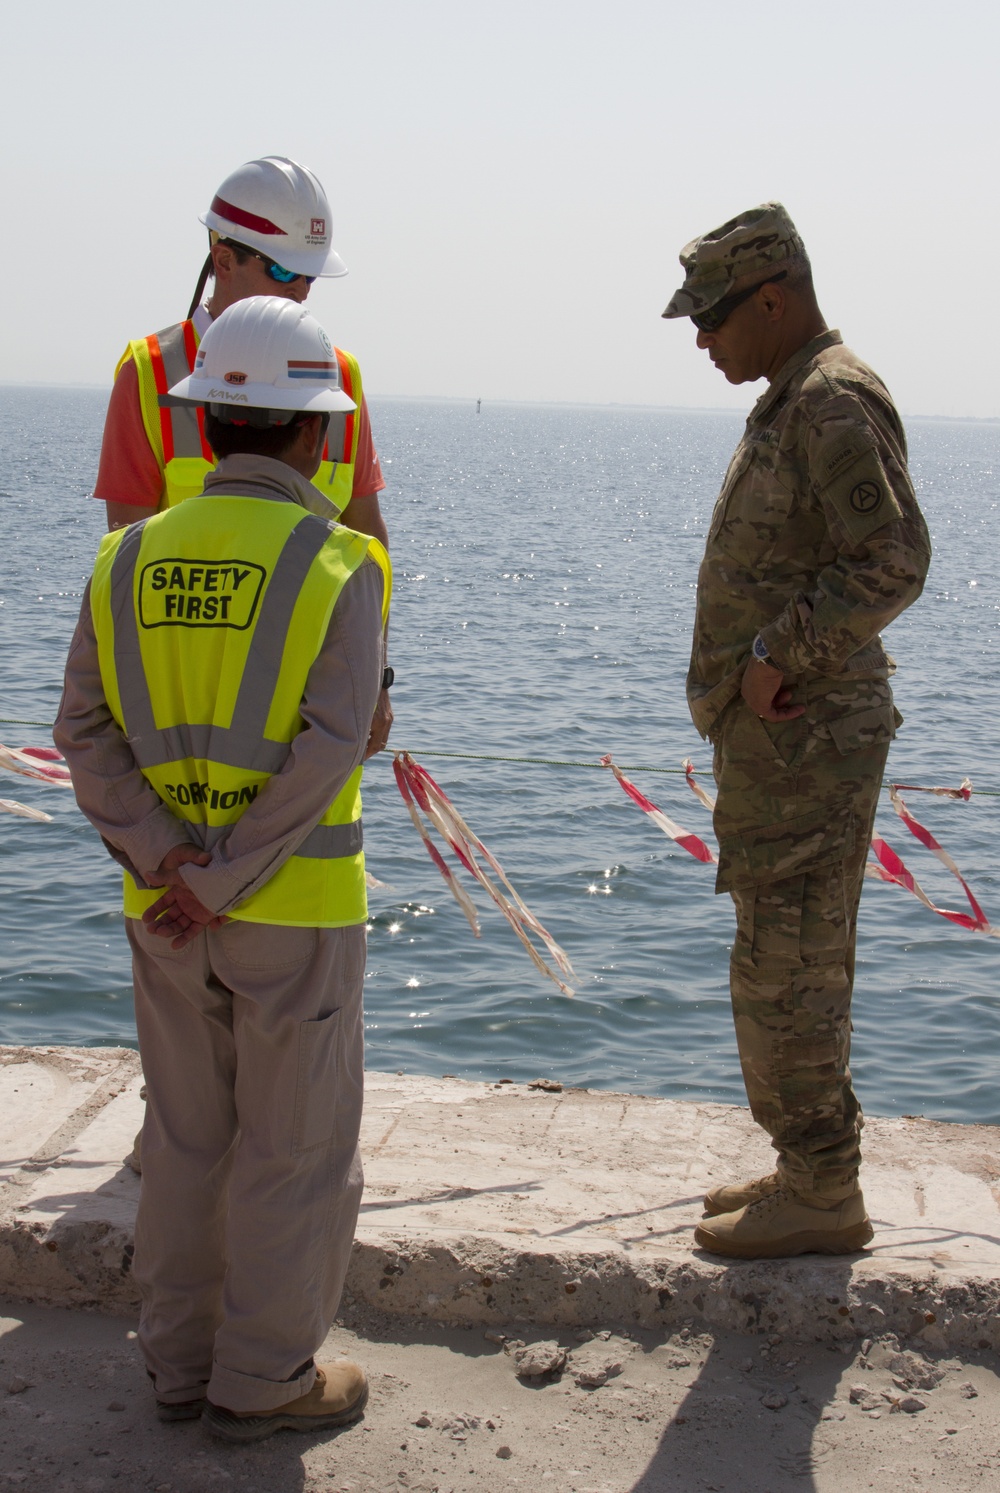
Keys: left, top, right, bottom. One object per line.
{"left": 849, "top": 479, "right": 883, "bottom": 515}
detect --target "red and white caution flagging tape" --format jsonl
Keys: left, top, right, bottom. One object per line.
{"left": 6, "top": 731, "right": 997, "bottom": 970}
{"left": 0, "top": 743, "right": 71, "bottom": 821}
{"left": 393, "top": 751, "right": 577, "bottom": 995}
{"left": 0, "top": 799, "right": 53, "bottom": 822}
{"left": 683, "top": 757, "right": 718, "bottom": 815}
{"left": 867, "top": 781, "right": 999, "bottom": 937}
{"left": 0, "top": 744, "right": 72, "bottom": 785}
{"left": 599, "top": 755, "right": 717, "bottom": 864}
{"left": 604, "top": 754, "right": 997, "bottom": 939}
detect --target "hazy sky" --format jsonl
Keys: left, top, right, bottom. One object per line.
{"left": 3, "top": 0, "right": 997, "bottom": 416}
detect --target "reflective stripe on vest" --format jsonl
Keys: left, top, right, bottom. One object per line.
{"left": 120, "top": 327, "right": 363, "bottom": 515}
{"left": 91, "top": 499, "right": 391, "bottom": 927}
{"left": 107, "top": 513, "right": 329, "bottom": 772}
{"left": 123, "top": 322, "right": 214, "bottom": 510}
{"left": 311, "top": 347, "right": 363, "bottom": 513}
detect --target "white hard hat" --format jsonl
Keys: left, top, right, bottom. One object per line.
{"left": 200, "top": 156, "right": 347, "bottom": 279}
{"left": 164, "top": 297, "right": 356, "bottom": 416}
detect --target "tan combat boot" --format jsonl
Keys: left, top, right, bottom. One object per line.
{"left": 203, "top": 1359, "right": 368, "bottom": 1443}
{"left": 694, "top": 1187, "right": 873, "bottom": 1259}
{"left": 703, "top": 1172, "right": 781, "bottom": 1216}
{"left": 124, "top": 1085, "right": 147, "bottom": 1175}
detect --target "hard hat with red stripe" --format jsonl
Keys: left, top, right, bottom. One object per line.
{"left": 201, "top": 156, "right": 347, "bottom": 279}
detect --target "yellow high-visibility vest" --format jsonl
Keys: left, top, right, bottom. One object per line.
{"left": 90, "top": 493, "right": 391, "bottom": 927}
{"left": 120, "top": 321, "right": 365, "bottom": 514}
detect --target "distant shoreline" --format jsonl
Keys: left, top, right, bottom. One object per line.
{"left": 1, "top": 381, "right": 998, "bottom": 425}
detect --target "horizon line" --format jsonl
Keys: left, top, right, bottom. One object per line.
{"left": 1, "top": 380, "right": 997, "bottom": 425}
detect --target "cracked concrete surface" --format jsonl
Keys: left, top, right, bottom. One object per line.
{"left": 2, "top": 1047, "right": 1000, "bottom": 1351}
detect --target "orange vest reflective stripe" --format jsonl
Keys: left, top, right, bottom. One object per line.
{"left": 119, "top": 323, "right": 364, "bottom": 514}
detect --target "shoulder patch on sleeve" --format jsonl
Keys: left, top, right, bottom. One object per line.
{"left": 823, "top": 444, "right": 904, "bottom": 545}
{"left": 816, "top": 427, "right": 876, "bottom": 487}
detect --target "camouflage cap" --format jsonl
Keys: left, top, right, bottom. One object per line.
{"left": 662, "top": 202, "right": 805, "bottom": 320}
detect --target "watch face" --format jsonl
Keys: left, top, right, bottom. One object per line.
{"left": 381, "top": 666, "right": 395, "bottom": 690}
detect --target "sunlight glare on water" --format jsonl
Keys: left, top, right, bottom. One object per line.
{"left": 1, "top": 388, "right": 998, "bottom": 1123}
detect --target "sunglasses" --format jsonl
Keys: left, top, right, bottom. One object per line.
{"left": 691, "top": 271, "right": 787, "bottom": 333}
{"left": 222, "top": 239, "right": 316, "bottom": 286}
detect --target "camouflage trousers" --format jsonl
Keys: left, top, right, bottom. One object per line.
{"left": 711, "top": 677, "right": 897, "bottom": 1202}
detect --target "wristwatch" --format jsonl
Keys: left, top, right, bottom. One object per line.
{"left": 381, "top": 666, "right": 395, "bottom": 691}
{"left": 750, "top": 635, "right": 773, "bottom": 665}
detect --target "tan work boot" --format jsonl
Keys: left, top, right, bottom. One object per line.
{"left": 703, "top": 1172, "right": 780, "bottom": 1217}
{"left": 203, "top": 1360, "right": 368, "bottom": 1444}
{"left": 124, "top": 1127, "right": 143, "bottom": 1175}
{"left": 124, "top": 1085, "right": 147, "bottom": 1175}
{"left": 156, "top": 1396, "right": 206, "bottom": 1423}
{"left": 694, "top": 1187, "right": 873, "bottom": 1259}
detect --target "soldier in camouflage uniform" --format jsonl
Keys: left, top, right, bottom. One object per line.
{"left": 662, "top": 203, "right": 931, "bottom": 1258}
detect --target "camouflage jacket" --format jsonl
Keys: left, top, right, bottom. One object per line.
{"left": 687, "top": 330, "right": 931, "bottom": 740}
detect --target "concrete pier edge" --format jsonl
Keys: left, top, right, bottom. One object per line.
{"left": 2, "top": 1044, "right": 999, "bottom": 1351}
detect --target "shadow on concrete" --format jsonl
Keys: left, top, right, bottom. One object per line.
{"left": 540, "top": 1193, "right": 707, "bottom": 1240}
{"left": 339, "top": 1298, "right": 501, "bottom": 1362}
{"left": 867, "top": 1217, "right": 1000, "bottom": 1254}
{"left": 629, "top": 1260, "right": 860, "bottom": 1493}
{"left": 0, "top": 1300, "right": 356, "bottom": 1492}
{"left": 14, "top": 1163, "right": 139, "bottom": 1218}
{"left": 359, "top": 1176, "right": 547, "bottom": 1211}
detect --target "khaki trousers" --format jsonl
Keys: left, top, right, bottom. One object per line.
{"left": 126, "top": 917, "right": 366, "bottom": 1413}
{"left": 712, "top": 679, "right": 896, "bottom": 1201}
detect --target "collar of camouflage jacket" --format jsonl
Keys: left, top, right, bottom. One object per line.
{"left": 750, "top": 328, "right": 844, "bottom": 425}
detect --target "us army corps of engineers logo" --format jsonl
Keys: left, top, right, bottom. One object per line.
{"left": 138, "top": 560, "right": 266, "bottom": 628}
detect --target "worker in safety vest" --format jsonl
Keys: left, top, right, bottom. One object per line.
{"left": 93, "top": 153, "right": 393, "bottom": 758}
{"left": 56, "top": 295, "right": 391, "bottom": 1442}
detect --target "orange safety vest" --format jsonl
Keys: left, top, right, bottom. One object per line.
{"left": 118, "top": 321, "right": 365, "bottom": 514}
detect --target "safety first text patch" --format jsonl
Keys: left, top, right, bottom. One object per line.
{"left": 138, "top": 559, "right": 266, "bottom": 629}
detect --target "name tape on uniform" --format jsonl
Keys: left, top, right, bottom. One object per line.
{"left": 138, "top": 560, "right": 266, "bottom": 629}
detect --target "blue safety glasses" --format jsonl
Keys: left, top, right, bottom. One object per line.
{"left": 222, "top": 239, "right": 316, "bottom": 286}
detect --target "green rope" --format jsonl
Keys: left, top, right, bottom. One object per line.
{"left": 399, "top": 749, "right": 1000, "bottom": 796}
{"left": 4, "top": 718, "right": 999, "bottom": 794}
{"left": 401, "top": 748, "right": 691, "bottom": 775}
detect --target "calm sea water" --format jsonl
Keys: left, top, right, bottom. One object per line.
{"left": 1, "top": 387, "right": 998, "bottom": 1124}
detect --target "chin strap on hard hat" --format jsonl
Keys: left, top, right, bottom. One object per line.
{"left": 187, "top": 250, "right": 214, "bottom": 321}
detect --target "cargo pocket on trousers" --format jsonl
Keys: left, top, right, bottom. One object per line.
{"left": 716, "top": 799, "right": 857, "bottom": 894}
{"left": 291, "top": 1008, "right": 342, "bottom": 1156}
{"left": 827, "top": 703, "right": 898, "bottom": 756}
